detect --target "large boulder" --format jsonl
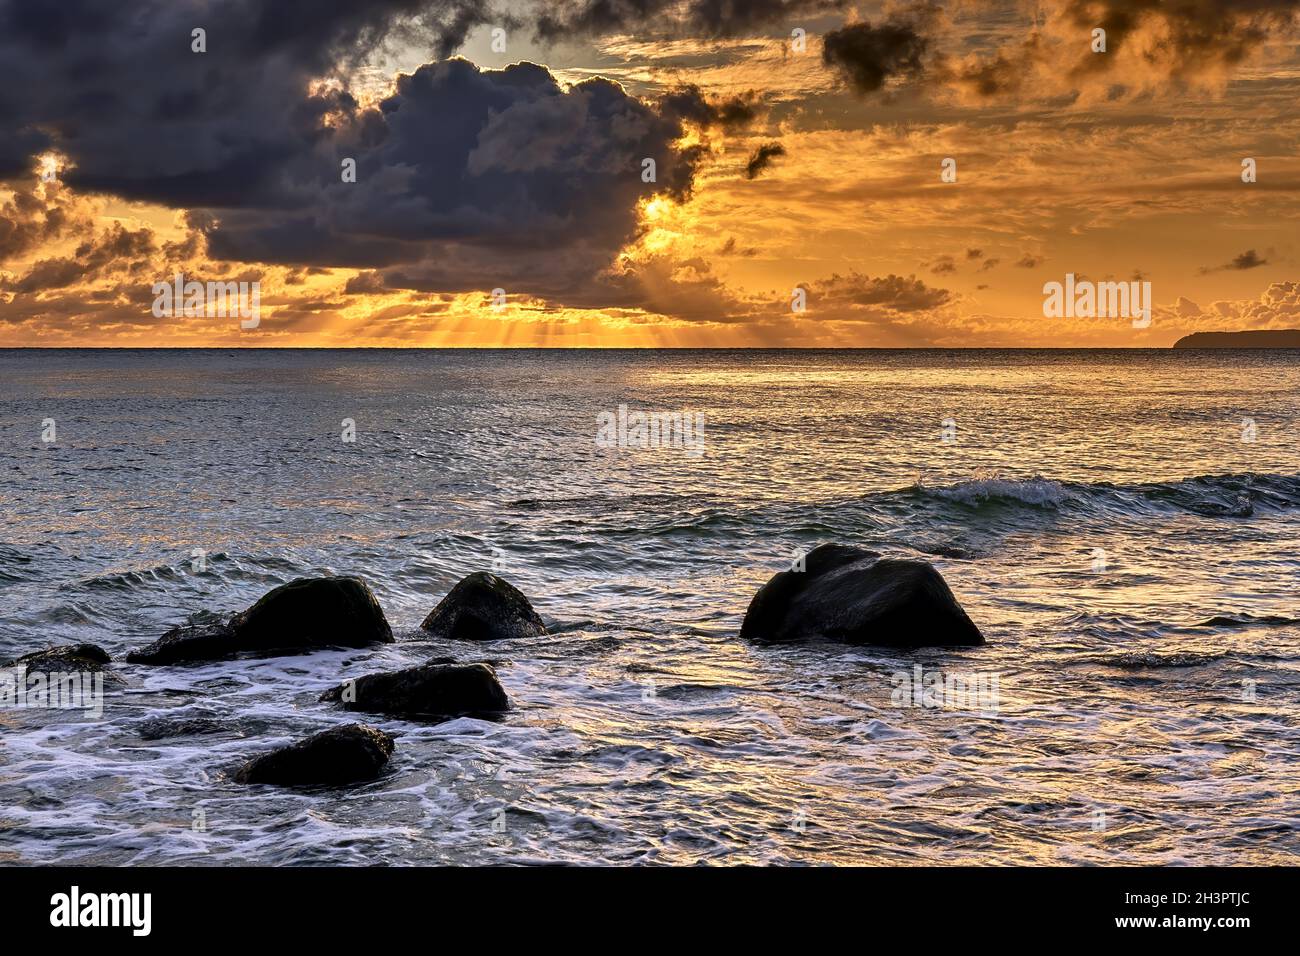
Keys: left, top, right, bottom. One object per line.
{"left": 127, "top": 576, "right": 393, "bottom": 664}
{"left": 3, "top": 643, "right": 126, "bottom": 686}
{"left": 739, "top": 544, "right": 984, "bottom": 647}
{"left": 234, "top": 724, "right": 395, "bottom": 786}
{"left": 420, "top": 572, "right": 545, "bottom": 641}
{"left": 321, "top": 662, "right": 509, "bottom": 720}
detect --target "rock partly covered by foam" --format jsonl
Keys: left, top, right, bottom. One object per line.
{"left": 3, "top": 643, "right": 126, "bottom": 685}
{"left": 127, "top": 576, "right": 393, "bottom": 664}
{"left": 420, "top": 572, "right": 546, "bottom": 641}
{"left": 739, "top": 544, "right": 985, "bottom": 647}
{"left": 234, "top": 724, "right": 395, "bottom": 786}
{"left": 321, "top": 661, "right": 509, "bottom": 720}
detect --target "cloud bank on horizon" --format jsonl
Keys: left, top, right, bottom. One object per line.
{"left": 1, "top": 0, "right": 1298, "bottom": 346}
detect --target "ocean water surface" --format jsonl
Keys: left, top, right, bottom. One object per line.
{"left": 0, "top": 348, "right": 1297, "bottom": 865}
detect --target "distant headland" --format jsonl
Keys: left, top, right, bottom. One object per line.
{"left": 1172, "top": 330, "right": 1300, "bottom": 348}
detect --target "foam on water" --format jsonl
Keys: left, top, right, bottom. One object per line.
{"left": 917, "top": 475, "right": 1077, "bottom": 508}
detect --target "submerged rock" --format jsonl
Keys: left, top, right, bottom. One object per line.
{"left": 740, "top": 544, "right": 984, "bottom": 647}
{"left": 3, "top": 643, "right": 126, "bottom": 685}
{"left": 135, "top": 710, "right": 234, "bottom": 741}
{"left": 420, "top": 572, "right": 546, "bottom": 641}
{"left": 233, "top": 724, "right": 394, "bottom": 786}
{"left": 127, "top": 576, "right": 393, "bottom": 664}
{"left": 321, "top": 661, "right": 509, "bottom": 720}
{"left": 137, "top": 716, "right": 227, "bottom": 741}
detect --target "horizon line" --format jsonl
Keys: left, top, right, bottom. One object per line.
{"left": 3, "top": 345, "right": 1299, "bottom": 352}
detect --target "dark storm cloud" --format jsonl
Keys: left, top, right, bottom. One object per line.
{"left": 0, "top": 0, "right": 722, "bottom": 301}
{"left": 204, "top": 59, "right": 707, "bottom": 293}
{"left": 533, "top": 0, "right": 848, "bottom": 42}
{"left": 658, "top": 85, "right": 761, "bottom": 130}
{"left": 237, "top": 0, "right": 501, "bottom": 65}
{"left": 0, "top": 128, "right": 52, "bottom": 182}
{"left": 821, "top": 20, "right": 928, "bottom": 94}
{"left": 0, "top": 0, "right": 493, "bottom": 207}
{"left": 745, "top": 143, "right": 785, "bottom": 179}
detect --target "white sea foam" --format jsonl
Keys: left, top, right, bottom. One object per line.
{"left": 919, "top": 475, "right": 1075, "bottom": 507}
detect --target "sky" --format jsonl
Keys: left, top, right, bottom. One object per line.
{"left": 1, "top": 0, "right": 1298, "bottom": 347}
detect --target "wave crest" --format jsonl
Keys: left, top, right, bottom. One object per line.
{"left": 915, "top": 476, "right": 1076, "bottom": 508}
{"left": 909, "top": 471, "right": 1300, "bottom": 518}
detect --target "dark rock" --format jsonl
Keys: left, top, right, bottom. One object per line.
{"left": 420, "top": 572, "right": 546, "bottom": 641}
{"left": 321, "top": 662, "right": 509, "bottom": 720}
{"left": 127, "top": 576, "right": 393, "bottom": 664}
{"left": 136, "top": 710, "right": 272, "bottom": 741}
{"left": 233, "top": 724, "right": 394, "bottom": 786}
{"left": 4, "top": 643, "right": 126, "bottom": 685}
{"left": 740, "top": 544, "right": 984, "bottom": 647}
{"left": 232, "top": 576, "right": 392, "bottom": 647}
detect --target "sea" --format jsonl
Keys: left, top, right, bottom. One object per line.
{"left": 0, "top": 348, "right": 1297, "bottom": 865}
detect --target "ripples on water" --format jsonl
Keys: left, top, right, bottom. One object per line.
{"left": 0, "top": 349, "right": 1297, "bottom": 865}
